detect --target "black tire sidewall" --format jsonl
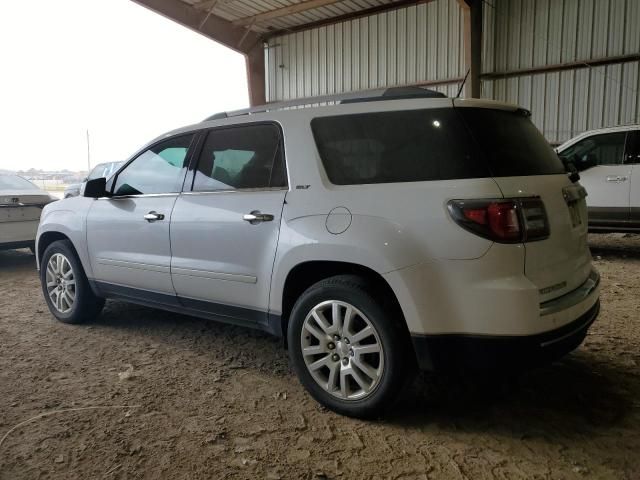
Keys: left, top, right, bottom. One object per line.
{"left": 288, "top": 276, "right": 408, "bottom": 418}
{"left": 40, "top": 240, "right": 100, "bottom": 324}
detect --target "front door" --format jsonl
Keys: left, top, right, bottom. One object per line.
{"left": 560, "top": 131, "right": 631, "bottom": 226}
{"left": 627, "top": 131, "right": 640, "bottom": 224}
{"left": 86, "top": 134, "right": 195, "bottom": 298}
{"left": 170, "top": 123, "right": 287, "bottom": 327}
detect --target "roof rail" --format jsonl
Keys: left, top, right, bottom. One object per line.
{"left": 203, "top": 86, "right": 446, "bottom": 122}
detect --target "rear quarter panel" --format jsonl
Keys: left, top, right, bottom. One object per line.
{"left": 269, "top": 111, "right": 505, "bottom": 314}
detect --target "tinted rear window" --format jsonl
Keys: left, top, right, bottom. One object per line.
{"left": 458, "top": 108, "right": 564, "bottom": 176}
{"left": 311, "top": 109, "right": 489, "bottom": 185}
{"left": 312, "top": 107, "right": 564, "bottom": 185}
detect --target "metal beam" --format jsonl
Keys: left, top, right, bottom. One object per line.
{"left": 193, "top": 0, "right": 234, "bottom": 10}
{"left": 131, "top": 0, "right": 266, "bottom": 105}
{"left": 265, "top": 0, "right": 431, "bottom": 39}
{"left": 232, "top": 0, "right": 344, "bottom": 27}
{"left": 246, "top": 44, "right": 266, "bottom": 106}
{"left": 459, "top": 0, "right": 482, "bottom": 98}
{"left": 131, "top": 0, "right": 260, "bottom": 54}
{"left": 481, "top": 53, "right": 640, "bottom": 80}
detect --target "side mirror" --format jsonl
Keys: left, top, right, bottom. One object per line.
{"left": 83, "top": 177, "right": 108, "bottom": 198}
{"left": 560, "top": 155, "right": 581, "bottom": 183}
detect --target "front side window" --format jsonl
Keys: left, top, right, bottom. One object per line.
{"left": 192, "top": 124, "right": 286, "bottom": 192}
{"left": 113, "top": 135, "right": 194, "bottom": 196}
{"left": 559, "top": 132, "right": 627, "bottom": 171}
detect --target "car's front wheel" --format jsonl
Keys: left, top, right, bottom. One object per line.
{"left": 288, "top": 275, "right": 413, "bottom": 418}
{"left": 40, "top": 239, "right": 104, "bottom": 324}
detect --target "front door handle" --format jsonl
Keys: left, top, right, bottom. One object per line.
{"left": 144, "top": 211, "right": 165, "bottom": 222}
{"left": 243, "top": 211, "right": 274, "bottom": 224}
{"left": 606, "top": 176, "right": 628, "bottom": 183}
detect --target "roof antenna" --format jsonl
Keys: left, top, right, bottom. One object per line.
{"left": 456, "top": 68, "right": 471, "bottom": 99}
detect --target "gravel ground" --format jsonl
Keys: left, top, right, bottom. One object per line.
{"left": 1, "top": 234, "right": 639, "bottom": 479}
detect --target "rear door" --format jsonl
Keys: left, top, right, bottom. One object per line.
{"left": 86, "top": 134, "right": 195, "bottom": 297}
{"left": 559, "top": 131, "right": 631, "bottom": 226}
{"left": 170, "top": 123, "right": 287, "bottom": 327}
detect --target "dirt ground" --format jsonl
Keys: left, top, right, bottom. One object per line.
{"left": 1, "top": 234, "right": 639, "bottom": 480}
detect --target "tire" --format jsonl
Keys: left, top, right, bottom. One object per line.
{"left": 288, "top": 275, "right": 413, "bottom": 418}
{"left": 40, "top": 239, "right": 105, "bottom": 324}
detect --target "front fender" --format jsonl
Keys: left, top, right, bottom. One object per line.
{"left": 37, "top": 200, "right": 93, "bottom": 277}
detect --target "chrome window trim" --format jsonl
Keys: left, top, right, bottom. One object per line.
{"left": 181, "top": 187, "right": 289, "bottom": 196}
{"left": 96, "top": 193, "right": 179, "bottom": 200}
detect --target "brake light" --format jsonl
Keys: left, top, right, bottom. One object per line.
{"left": 448, "top": 198, "right": 549, "bottom": 243}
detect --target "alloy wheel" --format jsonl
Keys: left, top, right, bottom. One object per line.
{"left": 46, "top": 253, "right": 76, "bottom": 314}
{"left": 300, "top": 300, "right": 384, "bottom": 400}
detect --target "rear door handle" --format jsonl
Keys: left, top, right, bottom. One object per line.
{"left": 144, "top": 211, "right": 165, "bottom": 222}
{"left": 606, "top": 176, "right": 628, "bottom": 183}
{"left": 243, "top": 211, "right": 274, "bottom": 224}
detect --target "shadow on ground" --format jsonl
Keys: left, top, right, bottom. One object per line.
{"left": 389, "top": 353, "right": 634, "bottom": 435}
{"left": 92, "top": 299, "right": 635, "bottom": 440}
{"left": 589, "top": 232, "right": 640, "bottom": 260}
{"left": 0, "top": 249, "right": 36, "bottom": 271}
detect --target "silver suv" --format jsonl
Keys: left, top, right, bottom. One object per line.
{"left": 37, "top": 88, "right": 600, "bottom": 418}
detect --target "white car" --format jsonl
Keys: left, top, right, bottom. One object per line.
{"left": 36, "top": 88, "right": 600, "bottom": 418}
{"left": 1, "top": 175, "right": 55, "bottom": 252}
{"left": 557, "top": 125, "right": 640, "bottom": 232}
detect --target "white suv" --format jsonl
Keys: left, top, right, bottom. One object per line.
{"left": 557, "top": 125, "right": 640, "bottom": 232}
{"left": 36, "top": 88, "right": 600, "bottom": 418}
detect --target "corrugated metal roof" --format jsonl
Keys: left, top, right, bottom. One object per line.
{"left": 179, "top": 0, "right": 413, "bottom": 34}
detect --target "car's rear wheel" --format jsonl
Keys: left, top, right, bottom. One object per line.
{"left": 40, "top": 239, "right": 104, "bottom": 324}
{"left": 288, "top": 275, "right": 412, "bottom": 418}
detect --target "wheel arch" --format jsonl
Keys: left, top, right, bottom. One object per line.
{"left": 37, "top": 231, "right": 73, "bottom": 268}
{"left": 278, "top": 260, "right": 410, "bottom": 347}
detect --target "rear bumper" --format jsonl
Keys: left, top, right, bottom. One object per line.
{"left": 0, "top": 220, "right": 38, "bottom": 246}
{"left": 411, "top": 299, "right": 599, "bottom": 371}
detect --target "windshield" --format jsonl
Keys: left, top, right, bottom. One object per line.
{"left": 0, "top": 175, "right": 40, "bottom": 191}
{"left": 87, "top": 162, "right": 123, "bottom": 180}
{"left": 457, "top": 107, "right": 565, "bottom": 176}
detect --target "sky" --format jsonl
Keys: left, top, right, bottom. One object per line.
{"left": 0, "top": 0, "right": 249, "bottom": 172}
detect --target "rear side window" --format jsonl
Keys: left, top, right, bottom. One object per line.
{"left": 458, "top": 108, "right": 564, "bottom": 176}
{"left": 311, "top": 109, "right": 488, "bottom": 185}
{"left": 192, "top": 124, "right": 287, "bottom": 192}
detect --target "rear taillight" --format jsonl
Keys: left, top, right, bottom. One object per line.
{"left": 448, "top": 197, "right": 549, "bottom": 243}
